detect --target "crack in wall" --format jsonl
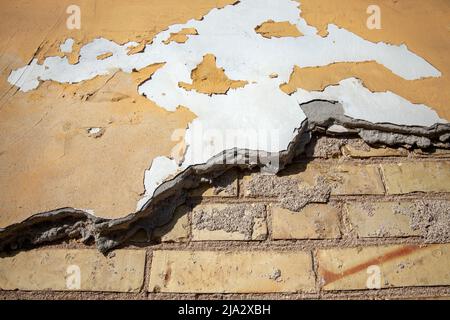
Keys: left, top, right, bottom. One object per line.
{"left": 1, "top": 1, "right": 449, "bottom": 256}
{"left": 0, "top": 99, "right": 448, "bottom": 253}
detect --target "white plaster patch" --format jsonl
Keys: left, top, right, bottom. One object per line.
{"left": 8, "top": 59, "right": 45, "bottom": 92}
{"left": 60, "top": 38, "right": 75, "bottom": 53}
{"left": 7, "top": 0, "right": 447, "bottom": 213}
{"left": 137, "top": 156, "right": 179, "bottom": 210}
{"left": 292, "top": 78, "right": 446, "bottom": 127}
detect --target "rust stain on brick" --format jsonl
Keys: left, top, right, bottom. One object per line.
{"left": 321, "top": 245, "right": 426, "bottom": 286}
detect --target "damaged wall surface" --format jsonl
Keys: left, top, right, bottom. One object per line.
{"left": 0, "top": 0, "right": 449, "bottom": 252}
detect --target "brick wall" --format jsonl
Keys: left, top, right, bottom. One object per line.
{"left": 1, "top": 136, "right": 450, "bottom": 299}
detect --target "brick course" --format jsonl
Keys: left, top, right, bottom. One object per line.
{"left": 0, "top": 249, "right": 146, "bottom": 292}
{"left": 1, "top": 140, "right": 449, "bottom": 299}
{"left": 317, "top": 244, "right": 450, "bottom": 291}
{"left": 148, "top": 250, "right": 315, "bottom": 293}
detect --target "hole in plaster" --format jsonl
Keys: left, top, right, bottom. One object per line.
{"left": 87, "top": 127, "right": 105, "bottom": 138}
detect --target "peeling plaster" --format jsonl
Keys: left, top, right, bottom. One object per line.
{"left": 297, "top": 0, "right": 450, "bottom": 120}
{"left": 292, "top": 78, "right": 446, "bottom": 127}
{"left": 281, "top": 62, "right": 450, "bottom": 120}
{"left": 1, "top": 0, "right": 450, "bottom": 252}
{"left": 138, "top": 157, "right": 180, "bottom": 211}
{"left": 59, "top": 38, "right": 74, "bottom": 53}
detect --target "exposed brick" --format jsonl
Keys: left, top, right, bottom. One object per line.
{"left": 412, "top": 296, "right": 450, "bottom": 300}
{"left": 413, "top": 148, "right": 450, "bottom": 158}
{"left": 189, "top": 170, "right": 238, "bottom": 197}
{"left": 0, "top": 249, "right": 146, "bottom": 292}
{"left": 152, "top": 205, "right": 190, "bottom": 242}
{"left": 341, "top": 144, "right": 407, "bottom": 158}
{"left": 243, "top": 162, "right": 385, "bottom": 197}
{"left": 304, "top": 136, "right": 345, "bottom": 158}
{"left": 344, "top": 202, "right": 421, "bottom": 238}
{"left": 380, "top": 162, "right": 450, "bottom": 194}
{"left": 317, "top": 244, "right": 450, "bottom": 291}
{"left": 271, "top": 204, "right": 341, "bottom": 239}
{"left": 192, "top": 204, "right": 267, "bottom": 240}
{"left": 402, "top": 200, "right": 450, "bottom": 242}
{"left": 148, "top": 250, "right": 315, "bottom": 293}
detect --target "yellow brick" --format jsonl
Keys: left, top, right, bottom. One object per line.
{"left": 318, "top": 244, "right": 450, "bottom": 291}
{"left": 192, "top": 204, "right": 267, "bottom": 241}
{"left": 244, "top": 162, "right": 385, "bottom": 196}
{"left": 153, "top": 205, "right": 190, "bottom": 242}
{"left": 0, "top": 249, "right": 146, "bottom": 292}
{"left": 189, "top": 171, "right": 238, "bottom": 197}
{"left": 413, "top": 148, "right": 450, "bottom": 158}
{"left": 272, "top": 204, "right": 341, "bottom": 239}
{"left": 310, "top": 163, "right": 384, "bottom": 195}
{"left": 189, "top": 183, "right": 237, "bottom": 197}
{"left": 252, "top": 217, "right": 268, "bottom": 240}
{"left": 148, "top": 250, "right": 315, "bottom": 293}
{"left": 380, "top": 162, "right": 450, "bottom": 194}
{"left": 192, "top": 219, "right": 267, "bottom": 241}
{"left": 193, "top": 229, "right": 246, "bottom": 240}
{"left": 341, "top": 145, "right": 407, "bottom": 158}
{"left": 345, "top": 202, "right": 421, "bottom": 238}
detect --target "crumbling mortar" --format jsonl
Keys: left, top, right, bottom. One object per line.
{"left": 266, "top": 205, "right": 274, "bottom": 242}
{"left": 118, "top": 237, "right": 443, "bottom": 252}
{"left": 192, "top": 204, "right": 266, "bottom": 239}
{"left": 1, "top": 287, "right": 449, "bottom": 300}
{"left": 1, "top": 100, "right": 449, "bottom": 253}
{"left": 244, "top": 174, "right": 331, "bottom": 212}
{"left": 310, "top": 249, "right": 322, "bottom": 297}
{"left": 377, "top": 165, "right": 388, "bottom": 195}
{"left": 142, "top": 249, "right": 153, "bottom": 295}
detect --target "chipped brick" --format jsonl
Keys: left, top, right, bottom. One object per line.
{"left": 243, "top": 162, "right": 384, "bottom": 200}
{"left": 192, "top": 204, "right": 266, "bottom": 240}
{"left": 380, "top": 162, "right": 450, "bottom": 194}
{"left": 272, "top": 204, "right": 341, "bottom": 239}
{"left": 345, "top": 202, "right": 422, "bottom": 238}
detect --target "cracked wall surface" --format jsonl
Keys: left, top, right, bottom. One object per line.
{"left": 0, "top": 65, "right": 196, "bottom": 225}
{"left": 1, "top": 136, "right": 450, "bottom": 299}
{"left": 0, "top": 0, "right": 449, "bottom": 251}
